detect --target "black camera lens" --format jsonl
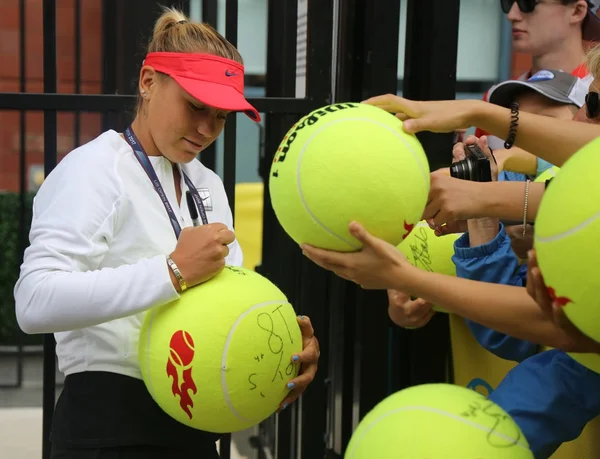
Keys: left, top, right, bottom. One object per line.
{"left": 450, "top": 158, "right": 474, "bottom": 181}
{"left": 449, "top": 144, "right": 492, "bottom": 182}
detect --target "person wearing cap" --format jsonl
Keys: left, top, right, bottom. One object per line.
{"left": 449, "top": 67, "right": 600, "bottom": 458}
{"left": 487, "top": 69, "right": 585, "bottom": 179}
{"left": 475, "top": 0, "right": 600, "bottom": 150}
{"left": 451, "top": 69, "right": 587, "bottom": 367}
{"left": 13, "top": 8, "right": 320, "bottom": 459}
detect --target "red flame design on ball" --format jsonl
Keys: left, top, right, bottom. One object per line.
{"left": 166, "top": 330, "right": 197, "bottom": 419}
{"left": 402, "top": 221, "right": 415, "bottom": 240}
{"left": 547, "top": 287, "right": 574, "bottom": 307}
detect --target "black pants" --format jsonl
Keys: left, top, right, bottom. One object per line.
{"left": 50, "top": 445, "right": 219, "bottom": 459}
{"left": 50, "top": 372, "right": 221, "bottom": 459}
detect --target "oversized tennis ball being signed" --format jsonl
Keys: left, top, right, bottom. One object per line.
{"left": 269, "top": 102, "right": 430, "bottom": 252}
{"left": 397, "top": 221, "right": 461, "bottom": 313}
{"left": 139, "top": 266, "right": 303, "bottom": 433}
{"left": 534, "top": 137, "right": 600, "bottom": 344}
{"left": 344, "top": 383, "right": 533, "bottom": 459}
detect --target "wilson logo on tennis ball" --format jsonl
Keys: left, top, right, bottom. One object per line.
{"left": 272, "top": 102, "right": 359, "bottom": 172}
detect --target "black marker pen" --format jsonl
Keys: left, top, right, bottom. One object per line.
{"left": 185, "top": 190, "right": 200, "bottom": 227}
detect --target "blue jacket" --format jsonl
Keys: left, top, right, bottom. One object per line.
{"left": 451, "top": 224, "right": 600, "bottom": 458}
{"left": 454, "top": 161, "right": 554, "bottom": 361}
{"left": 452, "top": 223, "right": 538, "bottom": 362}
{"left": 488, "top": 349, "right": 600, "bottom": 459}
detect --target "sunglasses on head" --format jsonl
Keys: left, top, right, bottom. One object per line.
{"left": 586, "top": 92, "right": 600, "bottom": 119}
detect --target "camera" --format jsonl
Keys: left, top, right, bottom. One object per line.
{"left": 449, "top": 144, "right": 492, "bottom": 182}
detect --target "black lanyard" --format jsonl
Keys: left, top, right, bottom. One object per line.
{"left": 124, "top": 127, "right": 208, "bottom": 238}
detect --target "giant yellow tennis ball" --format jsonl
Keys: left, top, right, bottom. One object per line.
{"left": 534, "top": 137, "right": 600, "bottom": 343}
{"left": 532, "top": 165, "right": 600, "bottom": 374}
{"left": 397, "top": 221, "right": 461, "bottom": 312}
{"left": 533, "top": 162, "right": 600, "bottom": 373}
{"left": 345, "top": 383, "right": 533, "bottom": 458}
{"left": 269, "top": 102, "right": 430, "bottom": 251}
{"left": 139, "top": 265, "right": 303, "bottom": 433}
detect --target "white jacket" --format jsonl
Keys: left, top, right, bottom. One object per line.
{"left": 14, "top": 130, "right": 243, "bottom": 379}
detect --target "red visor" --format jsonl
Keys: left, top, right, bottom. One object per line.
{"left": 143, "top": 52, "right": 261, "bottom": 122}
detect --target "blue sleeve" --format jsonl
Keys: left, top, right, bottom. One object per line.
{"left": 452, "top": 223, "right": 538, "bottom": 362}
{"left": 498, "top": 170, "right": 527, "bottom": 182}
{"left": 489, "top": 350, "right": 600, "bottom": 459}
{"left": 535, "top": 157, "right": 554, "bottom": 177}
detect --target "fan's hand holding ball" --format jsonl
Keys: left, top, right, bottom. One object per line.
{"left": 301, "top": 221, "right": 412, "bottom": 290}
{"left": 169, "top": 223, "right": 235, "bottom": 289}
{"left": 526, "top": 249, "right": 600, "bottom": 373}
{"left": 269, "top": 102, "right": 430, "bottom": 252}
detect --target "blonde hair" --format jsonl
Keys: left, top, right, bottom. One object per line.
{"left": 586, "top": 43, "right": 600, "bottom": 81}
{"left": 136, "top": 6, "right": 243, "bottom": 111}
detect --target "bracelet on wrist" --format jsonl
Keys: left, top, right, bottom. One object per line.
{"left": 167, "top": 256, "right": 187, "bottom": 292}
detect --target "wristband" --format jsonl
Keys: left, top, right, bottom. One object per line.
{"left": 167, "top": 256, "right": 187, "bottom": 292}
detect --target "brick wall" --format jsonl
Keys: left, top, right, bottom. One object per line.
{"left": 0, "top": 0, "right": 103, "bottom": 192}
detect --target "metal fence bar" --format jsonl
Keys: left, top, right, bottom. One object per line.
{"left": 0, "top": 93, "right": 320, "bottom": 113}
{"left": 255, "top": 0, "right": 303, "bottom": 456}
{"left": 223, "top": 0, "right": 239, "bottom": 227}
{"left": 199, "top": 0, "right": 218, "bottom": 172}
{"left": 401, "top": 0, "right": 460, "bottom": 386}
{"left": 101, "top": 0, "right": 118, "bottom": 131}
{"left": 42, "top": 1, "right": 58, "bottom": 457}
{"left": 4, "top": 0, "right": 28, "bottom": 393}
{"left": 74, "top": 0, "right": 81, "bottom": 148}
{"left": 219, "top": 1, "right": 240, "bottom": 457}
{"left": 341, "top": 0, "right": 403, "bottom": 435}
{"left": 327, "top": 1, "right": 363, "bottom": 452}
{"left": 296, "top": 0, "right": 334, "bottom": 456}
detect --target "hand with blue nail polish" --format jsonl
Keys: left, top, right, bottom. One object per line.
{"left": 277, "top": 315, "right": 320, "bottom": 412}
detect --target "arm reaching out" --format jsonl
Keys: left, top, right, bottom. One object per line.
{"left": 301, "top": 222, "right": 588, "bottom": 352}
{"left": 362, "top": 95, "right": 600, "bottom": 167}
{"left": 424, "top": 176, "right": 546, "bottom": 226}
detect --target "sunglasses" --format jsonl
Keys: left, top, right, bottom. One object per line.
{"left": 586, "top": 91, "right": 600, "bottom": 119}
{"left": 501, "top": 0, "right": 576, "bottom": 14}
{"left": 501, "top": 0, "right": 539, "bottom": 13}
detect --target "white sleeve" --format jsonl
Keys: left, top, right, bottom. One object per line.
{"left": 14, "top": 151, "right": 179, "bottom": 334}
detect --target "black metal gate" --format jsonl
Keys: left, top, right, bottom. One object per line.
{"left": 0, "top": 0, "right": 460, "bottom": 457}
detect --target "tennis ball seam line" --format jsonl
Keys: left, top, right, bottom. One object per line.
{"left": 221, "top": 299, "right": 292, "bottom": 423}
{"left": 535, "top": 209, "right": 600, "bottom": 243}
{"left": 295, "top": 117, "right": 429, "bottom": 249}
{"left": 296, "top": 119, "right": 359, "bottom": 249}
{"left": 346, "top": 405, "right": 530, "bottom": 458}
